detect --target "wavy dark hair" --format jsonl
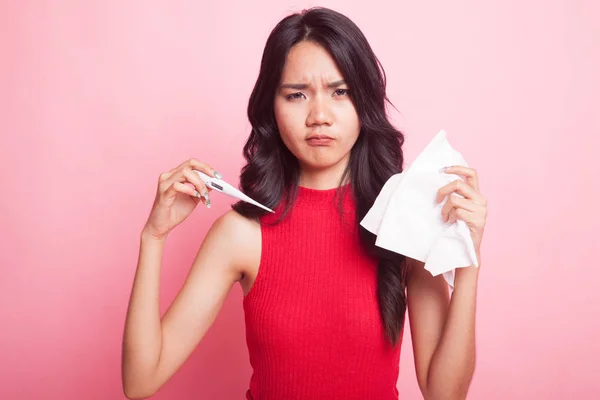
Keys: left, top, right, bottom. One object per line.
{"left": 232, "top": 7, "right": 407, "bottom": 345}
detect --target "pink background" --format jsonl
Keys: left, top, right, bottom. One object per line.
{"left": 1, "top": 1, "right": 598, "bottom": 399}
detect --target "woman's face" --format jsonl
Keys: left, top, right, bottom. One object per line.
{"left": 274, "top": 41, "right": 360, "bottom": 174}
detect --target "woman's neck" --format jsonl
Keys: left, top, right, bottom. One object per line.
{"left": 298, "top": 159, "right": 350, "bottom": 190}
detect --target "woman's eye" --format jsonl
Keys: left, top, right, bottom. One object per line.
{"left": 334, "top": 89, "right": 350, "bottom": 96}
{"left": 286, "top": 92, "right": 305, "bottom": 100}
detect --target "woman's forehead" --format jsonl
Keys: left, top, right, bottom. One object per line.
{"left": 280, "top": 41, "right": 344, "bottom": 84}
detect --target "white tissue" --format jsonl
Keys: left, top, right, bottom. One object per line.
{"left": 360, "top": 130, "right": 479, "bottom": 289}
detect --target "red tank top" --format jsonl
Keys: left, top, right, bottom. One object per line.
{"left": 243, "top": 185, "right": 402, "bottom": 399}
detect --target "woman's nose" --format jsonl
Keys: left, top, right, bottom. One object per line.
{"left": 306, "top": 96, "right": 333, "bottom": 126}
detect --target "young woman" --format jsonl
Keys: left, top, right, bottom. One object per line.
{"left": 122, "top": 7, "right": 487, "bottom": 400}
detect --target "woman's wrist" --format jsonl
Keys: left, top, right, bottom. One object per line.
{"left": 140, "top": 227, "right": 168, "bottom": 246}
{"left": 454, "top": 251, "right": 480, "bottom": 289}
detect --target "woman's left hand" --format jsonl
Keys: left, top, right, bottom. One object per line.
{"left": 436, "top": 165, "right": 488, "bottom": 254}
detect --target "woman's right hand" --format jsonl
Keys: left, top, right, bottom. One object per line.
{"left": 142, "top": 159, "right": 222, "bottom": 240}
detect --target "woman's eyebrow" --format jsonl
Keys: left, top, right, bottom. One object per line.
{"left": 327, "top": 79, "right": 346, "bottom": 88}
{"left": 279, "top": 80, "right": 346, "bottom": 90}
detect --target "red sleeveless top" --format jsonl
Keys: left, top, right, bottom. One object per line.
{"left": 243, "top": 185, "right": 402, "bottom": 399}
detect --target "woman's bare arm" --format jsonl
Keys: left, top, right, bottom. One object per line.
{"left": 121, "top": 210, "right": 260, "bottom": 399}
{"left": 407, "top": 258, "right": 478, "bottom": 400}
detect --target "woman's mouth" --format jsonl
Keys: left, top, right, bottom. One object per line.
{"left": 306, "top": 134, "right": 334, "bottom": 146}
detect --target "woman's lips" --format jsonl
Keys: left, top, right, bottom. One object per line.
{"left": 306, "top": 135, "right": 334, "bottom": 146}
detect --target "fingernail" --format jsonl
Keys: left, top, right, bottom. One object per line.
{"left": 195, "top": 191, "right": 202, "bottom": 198}
{"left": 213, "top": 171, "right": 223, "bottom": 179}
{"left": 205, "top": 198, "right": 211, "bottom": 208}
{"left": 439, "top": 167, "right": 449, "bottom": 173}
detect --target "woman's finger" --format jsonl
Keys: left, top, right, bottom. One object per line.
{"left": 448, "top": 203, "right": 487, "bottom": 225}
{"left": 436, "top": 179, "right": 486, "bottom": 205}
{"left": 441, "top": 194, "right": 478, "bottom": 223}
{"left": 161, "top": 167, "right": 206, "bottom": 196}
{"left": 163, "top": 159, "right": 222, "bottom": 185}
{"left": 442, "top": 165, "right": 479, "bottom": 192}
{"left": 169, "top": 181, "right": 203, "bottom": 202}
{"left": 181, "top": 182, "right": 212, "bottom": 208}
{"left": 448, "top": 207, "right": 473, "bottom": 225}
{"left": 182, "top": 167, "right": 211, "bottom": 199}
{"left": 158, "top": 172, "right": 208, "bottom": 209}
{"left": 186, "top": 158, "right": 223, "bottom": 179}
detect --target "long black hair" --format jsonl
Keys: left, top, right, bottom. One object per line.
{"left": 232, "top": 7, "right": 407, "bottom": 345}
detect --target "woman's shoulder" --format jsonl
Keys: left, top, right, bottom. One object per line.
{"left": 207, "top": 210, "right": 261, "bottom": 276}
{"left": 210, "top": 209, "right": 261, "bottom": 244}
{"left": 213, "top": 208, "right": 259, "bottom": 228}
